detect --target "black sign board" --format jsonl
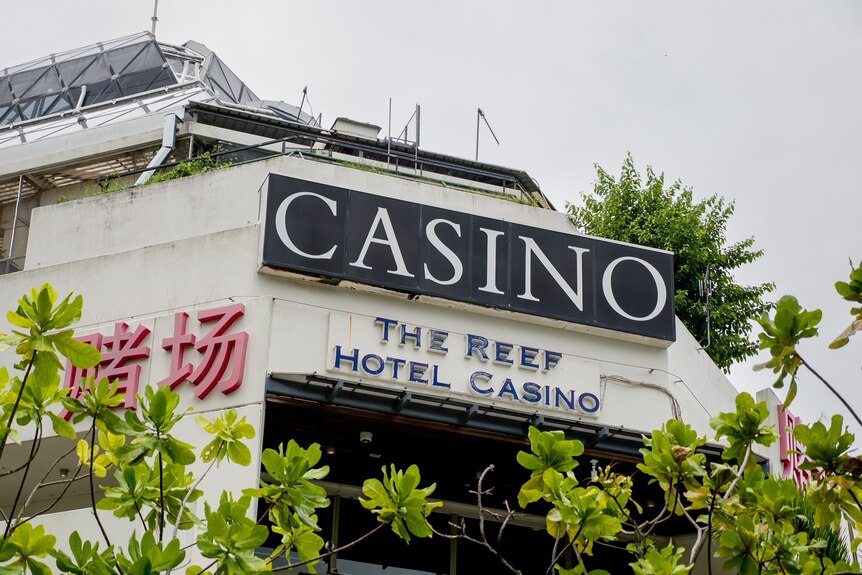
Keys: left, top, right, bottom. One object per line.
{"left": 262, "top": 174, "right": 676, "bottom": 342}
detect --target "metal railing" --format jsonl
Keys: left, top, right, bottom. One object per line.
{"left": 1, "top": 130, "right": 537, "bottom": 276}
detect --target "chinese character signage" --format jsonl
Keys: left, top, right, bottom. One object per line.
{"left": 262, "top": 174, "right": 676, "bottom": 343}
{"left": 778, "top": 405, "right": 811, "bottom": 488}
{"left": 62, "top": 303, "right": 249, "bottom": 417}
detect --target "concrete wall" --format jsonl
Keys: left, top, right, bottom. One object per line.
{"left": 4, "top": 155, "right": 744, "bottom": 436}
{"left": 0, "top": 154, "right": 757, "bottom": 562}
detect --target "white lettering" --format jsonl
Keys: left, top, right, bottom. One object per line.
{"left": 275, "top": 192, "right": 338, "bottom": 259}
{"left": 478, "top": 228, "right": 505, "bottom": 295}
{"left": 602, "top": 257, "right": 667, "bottom": 321}
{"left": 349, "top": 207, "right": 415, "bottom": 277}
{"left": 423, "top": 219, "right": 463, "bottom": 286}
{"left": 517, "top": 237, "right": 588, "bottom": 310}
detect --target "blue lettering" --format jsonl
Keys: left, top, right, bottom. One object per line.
{"left": 578, "top": 392, "right": 601, "bottom": 414}
{"left": 497, "top": 378, "right": 519, "bottom": 401}
{"left": 544, "top": 350, "right": 562, "bottom": 371}
{"left": 520, "top": 346, "right": 540, "bottom": 370}
{"left": 554, "top": 387, "right": 576, "bottom": 410}
{"left": 521, "top": 382, "right": 542, "bottom": 403}
{"left": 361, "top": 353, "right": 385, "bottom": 375}
{"left": 466, "top": 334, "right": 489, "bottom": 360}
{"left": 469, "top": 371, "right": 493, "bottom": 395}
{"left": 431, "top": 365, "right": 450, "bottom": 388}
{"left": 409, "top": 361, "right": 428, "bottom": 384}
{"left": 374, "top": 317, "right": 398, "bottom": 342}
{"left": 400, "top": 324, "right": 421, "bottom": 348}
{"left": 386, "top": 356, "right": 406, "bottom": 379}
{"left": 334, "top": 346, "right": 360, "bottom": 371}
{"left": 428, "top": 329, "right": 449, "bottom": 354}
{"left": 494, "top": 342, "right": 514, "bottom": 365}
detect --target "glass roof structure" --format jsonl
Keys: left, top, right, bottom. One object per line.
{"left": 0, "top": 32, "right": 258, "bottom": 129}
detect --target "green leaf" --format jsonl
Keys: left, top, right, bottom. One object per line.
{"left": 47, "top": 412, "right": 77, "bottom": 439}
{"left": 51, "top": 294, "right": 84, "bottom": 329}
{"left": 6, "top": 311, "right": 32, "bottom": 329}
{"left": 52, "top": 334, "right": 101, "bottom": 369}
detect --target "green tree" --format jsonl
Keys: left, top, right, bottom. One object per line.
{"left": 0, "top": 285, "right": 440, "bottom": 575}
{"left": 753, "top": 259, "right": 862, "bottom": 426}
{"left": 1, "top": 282, "right": 861, "bottom": 575}
{"left": 568, "top": 155, "right": 773, "bottom": 371}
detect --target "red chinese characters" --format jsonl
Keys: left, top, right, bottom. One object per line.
{"left": 63, "top": 322, "right": 152, "bottom": 413}
{"left": 62, "top": 303, "right": 249, "bottom": 414}
{"left": 778, "top": 405, "right": 812, "bottom": 488}
{"left": 158, "top": 303, "right": 249, "bottom": 399}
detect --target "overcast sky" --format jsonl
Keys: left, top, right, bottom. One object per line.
{"left": 4, "top": 1, "right": 862, "bottom": 435}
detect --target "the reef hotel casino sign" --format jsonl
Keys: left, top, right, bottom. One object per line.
{"left": 262, "top": 174, "right": 675, "bottom": 417}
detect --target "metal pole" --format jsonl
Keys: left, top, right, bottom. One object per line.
{"left": 329, "top": 495, "right": 341, "bottom": 573}
{"left": 475, "top": 108, "right": 481, "bottom": 161}
{"left": 151, "top": 0, "right": 159, "bottom": 36}
{"left": 414, "top": 104, "right": 420, "bottom": 173}
{"left": 297, "top": 87, "right": 307, "bottom": 122}
{"left": 387, "top": 97, "right": 392, "bottom": 170}
{"left": 415, "top": 104, "right": 421, "bottom": 149}
{"left": 5, "top": 175, "right": 23, "bottom": 273}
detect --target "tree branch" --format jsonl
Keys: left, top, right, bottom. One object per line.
{"left": 87, "top": 418, "right": 111, "bottom": 547}
{"left": 547, "top": 529, "right": 580, "bottom": 575}
{"left": 270, "top": 523, "right": 387, "bottom": 573}
{"left": 4, "top": 421, "right": 42, "bottom": 536}
{"left": 167, "top": 445, "right": 222, "bottom": 566}
{"left": 430, "top": 466, "right": 522, "bottom": 575}
{"left": 0, "top": 353, "right": 36, "bottom": 465}
{"left": 158, "top": 450, "right": 165, "bottom": 543}
{"left": 723, "top": 444, "right": 752, "bottom": 501}
{"left": 798, "top": 355, "right": 862, "bottom": 428}
{"left": 474, "top": 465, "right": 522, "bottom": 575}
{"left": 15, "top": 435, "right": 77, "bottom": 525}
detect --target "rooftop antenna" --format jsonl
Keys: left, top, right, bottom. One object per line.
{"left": 295, "top": 86, "right": 316, "bottom": 125}
{"left": 396, "top": 104, "right": 420, "bottom": 147}
{"left": 475, "top": 108, "right": 500, "bottom": 161}
{"left": 151, "top": 0, "right": 159, "bottom": 36}
{"left": 698, "top": 265, "right": 712, "bottom": 350}
{"left": 297, "top": 86, "right": 308, "bottom": 121}
{"left": 387, "top": 97, "right": 392, "bottom": 169}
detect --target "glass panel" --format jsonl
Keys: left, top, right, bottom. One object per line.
{"left": 205, "top": 76, "right": 231, "bottom": 101}
{"left": 206, "top": 57, "right": 237, "bottom": 101}
{"left": 84, "top": 78, "right": 123, "bottom": 105}
{"left": 209, "top": 55, "right": 258, "bottom": 104}
{"left": 8, "top": 68, "right": 46, "bottom": 98}
{"left": 40, "top": 92, "right": 74, "bottom": 115}
{"left": 59, "top": 54, "right": 111, "bottom": 88}
{"left": 106, "top": 42, "right": 161, "bottom": 75}
{"left": 217, "top": 57, "right": 242, "bottom": 101}
{"left": 15, "top": 66, "right": 62, "bottom": 100}
{"left": 456, "top": 518, "right": 556, "bottom": 575}
{"left": 0, "top": 104, "right": 18, "bottom": 126}
{"left": 117, "top": 68, "right": 174, "bottom": 95}
{"left": 164, "top": 56, "right": 186, "bottom": 79}
{"left": 18, "top": 98, "right": 38, "bottom": 121}
{"left": 336, "top": 499, "right": 450, "bottom": 574}
{"left": 0, "top": 78, "right": 13, "bottom": 105}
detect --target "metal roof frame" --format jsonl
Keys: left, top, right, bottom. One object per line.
{"left": 266, "top": 374, "right": 729, "bottom": 461}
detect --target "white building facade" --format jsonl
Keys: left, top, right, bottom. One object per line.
{"left": 0, "top": 32, "right": 781, "bottom": 574}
